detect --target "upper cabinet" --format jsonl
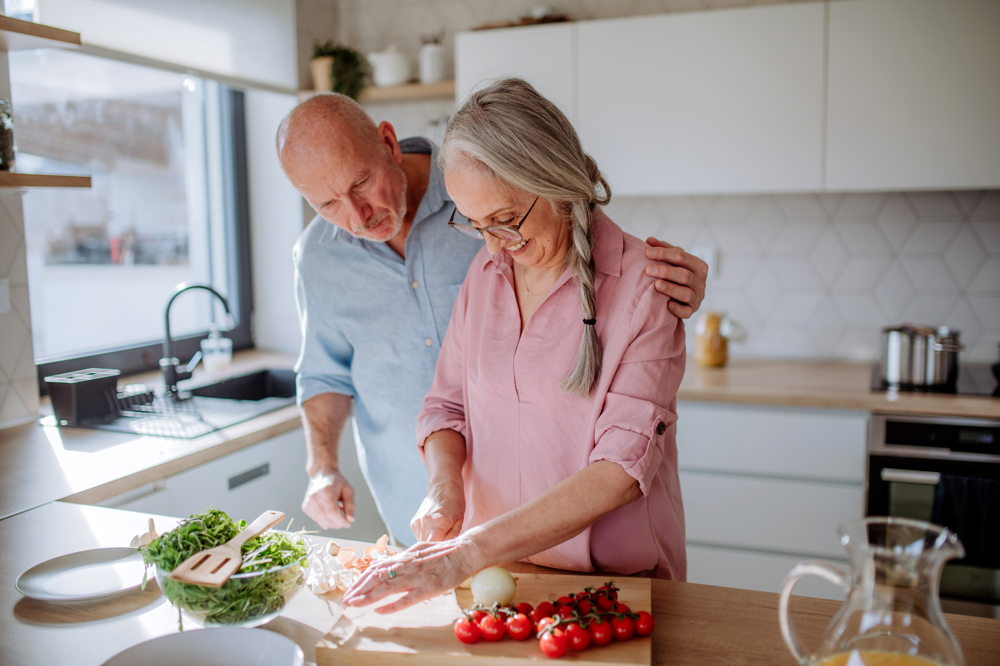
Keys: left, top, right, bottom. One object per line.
{"left": 456, "top": 23, "right": 575, "bottom": 125}
{"left": 455, "top": 0, "right": 1000, "bottom": 195}
{"left": 578, "top": 4, "right": 825, "bottom": 196}
{"left": 826, "top": 0, "right": 1000, "bottom": 191}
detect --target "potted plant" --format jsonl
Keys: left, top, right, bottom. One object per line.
{"left": 311, "top": 40, "right": 370, "bottom": 100}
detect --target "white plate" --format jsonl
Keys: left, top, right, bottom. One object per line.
{"left": 101, "top": 628, "right": 304, "bottom": 666}
{"left": 15, "top": 547, "right": 147, "bottom": 601}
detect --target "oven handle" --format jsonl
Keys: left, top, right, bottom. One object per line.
{"left": 880, "top": 468, "right": 941, "bottom": 485}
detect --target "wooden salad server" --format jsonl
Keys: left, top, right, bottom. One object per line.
{"left": 169, "top": 510, "right": 284, "bottom": 588}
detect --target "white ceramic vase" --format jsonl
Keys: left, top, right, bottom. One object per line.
{"left": 368, "top": 45, "right": 410, "bottom": 87}
{"left": 419, "top": 43, "right": 446, "bottom": 84}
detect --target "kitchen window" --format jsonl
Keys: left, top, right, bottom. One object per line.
{"left": 9, "top": 48, "right": 253, "bottom": 386}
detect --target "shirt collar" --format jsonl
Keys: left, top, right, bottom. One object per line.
{"left": 478, "top": 207, "right": 623, "bottom": 277}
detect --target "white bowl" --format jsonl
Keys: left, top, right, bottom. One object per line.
{"left": 101, "top": 627, "right": 304, "bottom": 666}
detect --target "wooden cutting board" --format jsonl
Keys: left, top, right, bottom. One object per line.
{"left": 316, "top": 572, "right": 652, "bottom": 665}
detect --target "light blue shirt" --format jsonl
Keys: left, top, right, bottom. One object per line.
{"left": 293, "top": 138, "right": 482, "bottom": 544}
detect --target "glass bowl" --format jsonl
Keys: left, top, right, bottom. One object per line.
{"left": 154, "top": 535, "right": 313, "bottom": 629}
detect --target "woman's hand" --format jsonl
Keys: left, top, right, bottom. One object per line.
{"left": 341, "top": 537, "right": 479, "bottom": 614}
{"left": 410, "top": 481, "right": 465, "bottom": 542}
{"left": 644, "top": 237, "right": 708, "bottom": 319}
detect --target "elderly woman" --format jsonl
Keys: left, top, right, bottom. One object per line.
{"left": 343, "top": 78, "right": 685, "bottom": 614}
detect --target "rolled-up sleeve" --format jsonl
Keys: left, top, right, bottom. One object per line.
{"left": 293, "top": 249, "right": 356, "bottom": 405}
{"left": 591, "top": 283, "right": 683, "bottom": 496}
{"left": 416, "top": 277, "right": 470, "bottom": 448}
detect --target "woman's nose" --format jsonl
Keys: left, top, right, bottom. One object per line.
{"left": 484, "top": 233, "right": 504, "bottom": 255}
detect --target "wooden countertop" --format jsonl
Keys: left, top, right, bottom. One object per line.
{"left": 0, "top": 350, "right": 302, "bottom": 520}
{"left": 678, "top": 358, "right": 1000, "bottom": 419}
{"left": 2, "top": 503, "right": 997, "bottom": 666}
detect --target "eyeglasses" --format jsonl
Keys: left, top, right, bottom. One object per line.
{"left": 448, "top": 197, "right": 539, "bottom": 243}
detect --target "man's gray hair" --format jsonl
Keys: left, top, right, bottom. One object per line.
{"left": 439, "top": 77, "right": 611, "bottom": 397}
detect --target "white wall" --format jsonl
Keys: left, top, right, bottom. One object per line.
{"left": 245, "top": 89, "right": 304, "bottom": 354}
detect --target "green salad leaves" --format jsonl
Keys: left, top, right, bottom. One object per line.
{"left": 142, "top": 509, "right": 309, "bottom": 628}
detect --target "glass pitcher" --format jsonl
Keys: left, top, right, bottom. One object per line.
{"left": 779, "top": 517, "right": 966, "bottom": 666}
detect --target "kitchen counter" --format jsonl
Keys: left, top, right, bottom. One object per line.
{"left": 0, "top": 350, "right": 302, "bottom": 520}
{"left": 678, "top": 358, "right": 1000, "bottom": 419}
{"left": 2, "top": 502, "right": 998, "bottom": 666}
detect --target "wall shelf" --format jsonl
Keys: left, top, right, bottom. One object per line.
{"left": 0, "top": 172, "right": 91, "bottom": 188}
{"left": 298, "top": 80, "right": 456, "bottom": 104}
{"left": 0, "top": 15, "right": 81, "bottom": 52}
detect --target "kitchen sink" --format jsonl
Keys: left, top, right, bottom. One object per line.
{"left": 188, "top": 368, "right": 297, "bottom": 401}
{"left": 68, "top": 368, "right": 300, "bottom": 439}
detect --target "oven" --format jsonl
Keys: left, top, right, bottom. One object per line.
{"left": 867, "top": 413, "right": 1000, "bottom": 618}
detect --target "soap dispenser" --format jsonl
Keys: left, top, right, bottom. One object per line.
{"left": 201, "top": 324, "right": 232, "bottom": 375}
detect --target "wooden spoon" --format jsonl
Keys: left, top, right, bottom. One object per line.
{"left": 169, "top": 510, "right": 284, "bottom": 588}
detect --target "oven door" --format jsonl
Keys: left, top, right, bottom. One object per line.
{"left": 868, "top": 453, "right": 1000, "bottom": 614}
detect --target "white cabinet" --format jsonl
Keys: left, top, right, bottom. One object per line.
{"left": 826, "top": 0, "right": 1000, "bottom": 191}
{"left": 677, "top": 401, "right": 868, "bottom": 596}
{"left": 455, "top": 23, "right": 575, "bottom": 123}
{"left": 577, "top": 4, "right": 825, "bottom": 195}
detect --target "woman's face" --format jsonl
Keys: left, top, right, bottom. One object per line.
{"left": 444, "top": 164, "right": 571, "bottom": 271}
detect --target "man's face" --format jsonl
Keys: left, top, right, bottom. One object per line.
{"left": 285, "top": 127, "right": 407, "bottom": 243}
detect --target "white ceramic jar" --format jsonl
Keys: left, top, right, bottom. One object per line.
{"left": 419, "top": 43, "right": 446, "bottom": 84}
{"left": 368, "top": 45, "right": 410, "bottom": 87}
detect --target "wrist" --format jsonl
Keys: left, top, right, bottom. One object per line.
{"left": 455, "top": 527, "right": 491, "bottom": 574}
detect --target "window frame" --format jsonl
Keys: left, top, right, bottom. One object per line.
{"left": 35, "top": 87, "right": 255, "bottom": 392}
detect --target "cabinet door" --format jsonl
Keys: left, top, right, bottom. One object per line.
{"left": 826, "top": 0, "right": 1000, "bottom": 190}
{"left": 455, "top": 24, "right": 575, "bottom": 124}
{"left": 676, "top": 402, "right": 868, "bottom": 484}
{"left": 577, "top": 4, "right": 824, "bottom": 195}
{"left": 681, "top": 470, "right": 864, "bottom": 559}
{"left": 687, "top": 544, "right": 847, "bottom": 600}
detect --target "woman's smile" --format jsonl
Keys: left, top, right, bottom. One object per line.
{"left": 506, "top": 238, "right": 529, "bottom": 255}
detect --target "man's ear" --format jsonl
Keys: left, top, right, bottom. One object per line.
{"left": 376, "top": 121, "right": 403, "bottom": 165}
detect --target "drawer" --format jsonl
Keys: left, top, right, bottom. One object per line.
{"left": 676, "top": 401, "right": 868, "bottom": 483}
{"left": 686, "top": 543, "right": 847, "bottom": 601}
{"left": 680, "top": 470, "right": 864, "bottom": 558}
{"left": 97, "top": 480, "right": 170, "bottom": 515}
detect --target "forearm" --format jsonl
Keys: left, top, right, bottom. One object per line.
{"left": 423, "top": 428, "right": 466, "bottom": 491}
{"left": 301, "top": 392, "right": 353, "bottom": 476}
{"left": 462, "top": 460, "right": 641, "bottom": 569}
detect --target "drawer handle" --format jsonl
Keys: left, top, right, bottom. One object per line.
{"left": 228, "top": 463, "right": 270, "bottom": 491}
{"left": 880, "top": 469, "right": 940, "bottom": 486}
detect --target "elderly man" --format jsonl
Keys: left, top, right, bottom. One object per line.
{"left": 277, "top": 94, "right": 707, "bottom": 544}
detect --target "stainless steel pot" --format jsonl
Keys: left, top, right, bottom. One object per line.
{"left": 880, "top": 325, "right": 964, "bottom": 390}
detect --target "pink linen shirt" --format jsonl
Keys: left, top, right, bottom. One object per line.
{"left": 416, "top": 211, "right": 686, "bottom": 580}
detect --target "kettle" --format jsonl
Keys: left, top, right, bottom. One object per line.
{"left": 368, "top": 45, "right": 410, "bottom": 87}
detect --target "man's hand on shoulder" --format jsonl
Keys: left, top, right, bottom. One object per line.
{"left": 302, "top": 469, "right": 356, "bottom": 530}
{"left": 644, "top": 237, "right": 708, "bottom": 320}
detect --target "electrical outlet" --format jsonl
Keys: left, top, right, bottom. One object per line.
{"left": 690, "top": 246, "right": 717, "bottom": 279}
{"left": 0, "top": 278, "right": 9, "bottom": 314}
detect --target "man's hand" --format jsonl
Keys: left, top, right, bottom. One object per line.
{"left": 411, "top": 482, "right": 465, "bottom": 542}
{"left": 644, "top": 237, "right": 708, "bottom": 320}
{"left": 302, "top": 469, "right": 356, "bottom": 529}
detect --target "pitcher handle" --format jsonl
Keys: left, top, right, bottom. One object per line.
{"left": 779, "top": 561, "right": 847, "bottom": 665}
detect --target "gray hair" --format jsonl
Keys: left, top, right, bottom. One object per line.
{"left": 439, "top": 78, "right": 611, "bottom": 397}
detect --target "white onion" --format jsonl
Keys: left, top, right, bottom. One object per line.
{"left": 471, "top": 566, "right": 517, "bottom": 606}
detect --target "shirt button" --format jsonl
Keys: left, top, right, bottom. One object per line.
{"left": 655, "top": 422, "right": 667, "bottom": 436}
{"left": 412, "top": 281, "right": 419, "bottom": 289}
{"left": 425, "top": 338, "right": 434, "bottom": 347}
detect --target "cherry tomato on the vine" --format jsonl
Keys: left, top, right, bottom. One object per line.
{"left": 599, "top": 585, "right": 619, "bottom": 601}
{"left": 566, "top": 623, "right": 591, "bottom": 652}
{"left": 556, "top": 596, "right": 574, "bottom": 606}
{"left": 614, "top": 603, "right": 632, "bottom": 614}
{"left": 555, "top": 604, "right": 575, "bottom": 619}
{"left": 506, "top": 613, "right": 533, "bottom": 641}
{"left": 455, "top": 618, "right": 481, "bottom": 644}
{"left": 612, "top": 616, "right": 635, "bottom": 641}
{"left": 469, "top": 610, "right": 487, "bottom": 625}
{"left": 589, "top": 620, "right": 613, "bottom": 646}
{"left": 480, "top": 615, "right": 506, "bottom": 642}
{"left": 539, "top": 629, "right": 568, "bottom": 659}
{"left": 535, "top": 616, "right": 557, "bottom": 637}
{"left": 635, "top": 611, "right": 655, "bottom": 637}
{"left": 535, "top": 601, "right": 556, "bottom": 617}
{"left": 530, "top": 608, "right": 551, "bottom": 626}
{"left": 596, "top": 595, "right": 615, "bottom": 611}
{"left": 515, "top": 602, "right": 534, "bottom": 616}
{"left": 577, "top": 599, "right": 593, "bottom": 614}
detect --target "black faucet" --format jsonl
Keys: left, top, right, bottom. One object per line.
{"left": 161, "top": 282, "right": 233, "bottom": 398}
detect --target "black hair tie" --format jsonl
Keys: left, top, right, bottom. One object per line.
{"left": 583, "top": 318, "right": 596, "bottom": 326}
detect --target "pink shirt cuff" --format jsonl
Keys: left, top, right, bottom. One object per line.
{"left": 589, "top": 418, "right": 670, "bottom": 496}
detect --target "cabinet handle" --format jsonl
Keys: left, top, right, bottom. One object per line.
{"left": 228, "top": 463, "right": 270, "bottom": 490}
{"left": 880, "top": 468, "right": 940, "bottom": 485}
